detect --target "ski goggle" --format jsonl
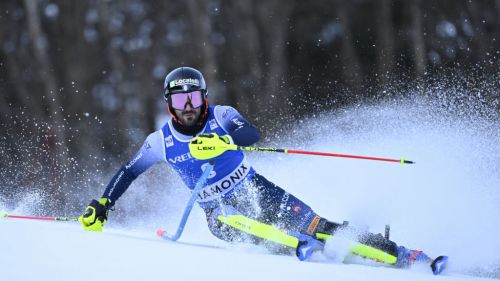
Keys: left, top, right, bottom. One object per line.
{"left": 168, "top": 91, "right": 204, "bottom": 110}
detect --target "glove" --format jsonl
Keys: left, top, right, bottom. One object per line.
{"left": 79, "top": 198, "right": 111, "bottom": 232}
{"left": 189, "top": 132, "right": 235, "bottom": 160}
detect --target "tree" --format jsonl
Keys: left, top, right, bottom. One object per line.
{"left": 375, "top": 0, "right": 396, "bottom": 88}
{"left": 408, "top": 0, "right": 426, "bottom": 79}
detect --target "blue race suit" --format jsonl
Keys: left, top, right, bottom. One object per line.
{"left": 102, "top": 105, "right": 321, "bottom": 243}
{"left": 100, "top": 105, "right": 407, "bottom": 261}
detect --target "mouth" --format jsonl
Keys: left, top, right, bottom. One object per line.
{"left": 181, "top": 111, "right": 197, "bottom": 122}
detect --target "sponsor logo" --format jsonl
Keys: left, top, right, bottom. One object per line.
{"left": 144, "top": 141, "right": 151, "bottom": 150}
{"left": 279, "top": 192, "right": 290, "bottom": 213}
{"left": 125, "top": 153, "right": 143, "bottom": 169}
{"left": 168, "top": 152, "right": 193, "bottom": 164}
{"left": 232, "top": 118, "right": 244, "bottom": 127}
{"left": 165, "top": 135, "right": 174, "bottom": 148}
{"left": 197, "top": 161, "right": 251, "bottom": 202}
{"left": 201, "top": 162, "right": 216, "bottom": 179}
{"left": 197, "top": 146, "right": 215, "bottom": 151}
{"left": 292, "top": 204, "right": 302, "bottom": 214}
{"left": 222, "top": 108, "right": 234, "bottom": 119}
{"left": 107, "top": 170, "right": 125, "bottom": 196}
{"left": 209, "top": 119, "right": 218, "bottom": 130}
{"left": 307, "top": 215, "right": 321, "bottom": 235}
{"left": 169, "top": 78, "right": 200, "bottom": 88}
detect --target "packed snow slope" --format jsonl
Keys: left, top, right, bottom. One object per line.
{"left": 1, "top": 92, "right": 499, "bottom": 280}
{"left": 0, "top": 218, "right": 496, "bottom": 281}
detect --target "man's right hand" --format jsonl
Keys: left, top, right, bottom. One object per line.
{"left": 189, "top": 133, "right": 236, "bottom": 160}
{"left": 79, "top": 198, "right": 111, "bottom": 232}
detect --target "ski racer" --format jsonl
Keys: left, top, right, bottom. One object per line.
{"left": 80, "top": 66, "right": 447, "bottom": 274}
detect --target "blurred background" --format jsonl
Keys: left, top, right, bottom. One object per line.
{"left": 0, "top": 0, "right": 498, "bottom": 214}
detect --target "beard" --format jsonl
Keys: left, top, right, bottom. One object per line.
{"left": 178, "top": 109, "right": 200, "bottom": 126}
{"left": 170, "top": 103, "right": 208, "bottom": 136}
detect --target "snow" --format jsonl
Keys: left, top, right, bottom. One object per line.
{"left": 0, "top": 218, "right": 494, "bottom": 281}
{"left": 1, "top": 94, "right": 498, "bottom": 280}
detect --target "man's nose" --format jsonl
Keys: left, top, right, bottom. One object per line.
{"left": 184, "top": 102, "right": 193, "bottom": 110}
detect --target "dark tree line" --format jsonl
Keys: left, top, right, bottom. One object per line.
{"left": 0, "top": 0, "right": 498, "bottom": 211}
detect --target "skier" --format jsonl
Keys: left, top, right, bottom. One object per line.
{"left": 80, "top": 66, "right": 446, "bottom": 274}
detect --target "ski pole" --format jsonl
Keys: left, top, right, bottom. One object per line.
{"left": 0, "top": 212, "right": 79, "bottom": 222}
{"left": 157, "top": 161, "right": 215, "bottom": 242}
{"left": 230, "top": 146, "right": 414, "bottom": 165}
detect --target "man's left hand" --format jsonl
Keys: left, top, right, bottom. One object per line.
{"left": 189, "top": 133, "right": 235, "bottom": 160}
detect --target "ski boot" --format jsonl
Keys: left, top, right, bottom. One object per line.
{"left": 431, "top": 256, "right": 448, "bottom": 275}
{"left": 293, "top": 233, "right": 325, "bottom": 261}
{"left": 396, "top": 246, "right": 448, "bottom": 275}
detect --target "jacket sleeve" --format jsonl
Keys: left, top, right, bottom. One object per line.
{"left": 102, "top": 130, "right": 166, "bottom": 204}
{"left": 214, "top": 105, "right": 260, "bottom": 146}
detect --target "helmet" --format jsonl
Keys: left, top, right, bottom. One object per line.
{"left": 163, "top": 66, "right": 207, "bottom": 97}
{"left": 163, "top": 67, "right": 209, "bottom": 134}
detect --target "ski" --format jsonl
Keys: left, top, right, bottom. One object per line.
{"left": 156, "top": 213, "right": 448, "bottom": 276}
